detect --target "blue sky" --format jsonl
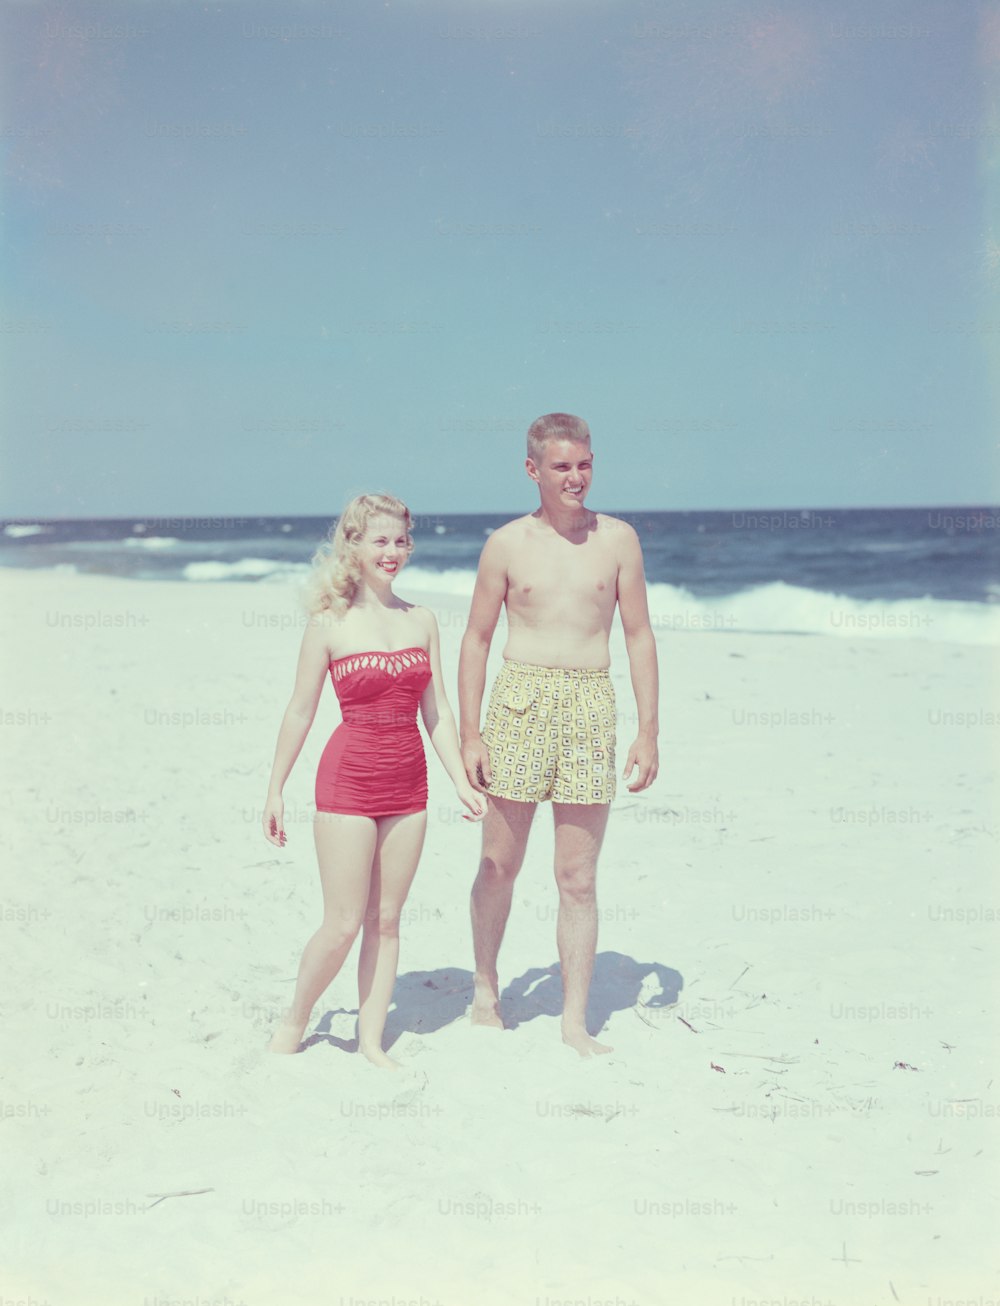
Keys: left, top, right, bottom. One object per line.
{"left": 3, "top": 0, "right": 998, "bottom": 516}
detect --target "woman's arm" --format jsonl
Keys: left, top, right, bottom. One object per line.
{"left": 262, "top": 614, "right": 333, "bottom": 843}
{"left": 417, "top": 608, "right": 486, "bottom": 819}
{"left": 458, "top": 529, "right": 508, "bottom": 789}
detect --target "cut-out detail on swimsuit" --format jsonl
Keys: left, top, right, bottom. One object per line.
{"left": 329, "top": 646, "right": 429, "bottom": 683}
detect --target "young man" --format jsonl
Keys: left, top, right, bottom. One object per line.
{"left": 458, "top": 413, "right": 659, "bottom": 1057}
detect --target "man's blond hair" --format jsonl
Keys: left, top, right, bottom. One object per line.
{"left": 526, "top": 413, "right": 591, "bottom": 465}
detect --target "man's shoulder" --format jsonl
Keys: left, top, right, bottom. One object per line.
{"left": 594, "top": 512, "right": 640, "bottom": 545}
{"left": 494, "top": 513, "right": 535, "bottom": 535}
{"left": 483, "top": 515, "right": 533, "bottom": 549}
{"left": 472, "top": 517, "right": 525, "bottom": 585}
{"left": 593, "top": 510, "right": 634, "bottom": 529}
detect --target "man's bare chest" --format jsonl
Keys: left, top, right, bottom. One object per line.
{"left": 506, "top": 539, "right": 618, "bottom": 609}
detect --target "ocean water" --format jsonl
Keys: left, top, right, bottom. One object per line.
{"left": 3, "top": 507, "right": 998, "bottom": 645}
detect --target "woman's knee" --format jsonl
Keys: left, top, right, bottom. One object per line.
{"left": 362, "top": 906, "right": 402, "bottom": 939}
{"left": 315, "top": 918, "right": 363, "bottom": 952}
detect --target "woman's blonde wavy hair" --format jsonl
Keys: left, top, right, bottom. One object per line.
{"left": 303, "top": 492, "right": 414, "bottom": 616}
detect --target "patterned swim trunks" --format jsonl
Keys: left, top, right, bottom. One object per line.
{"left": 481, "top": 659, "right": 617, "bottom": 805}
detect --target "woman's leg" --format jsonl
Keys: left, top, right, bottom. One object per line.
{"left": 356, "top": 809, "right": 427, "bottom": 1069}
{"left": 268, "top": 812, "right": 377, "bottom": 1053}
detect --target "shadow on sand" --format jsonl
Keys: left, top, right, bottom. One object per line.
{"left": 303, "top": 951, "right": 682, "bottom": 1052}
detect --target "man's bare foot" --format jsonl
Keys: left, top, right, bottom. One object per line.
{"left": 470, "top": 976, "right": 504, "bottom": 1029}
{"left": 562, "top": 1026, "right": 612, "bottom": 1057}
{"left": 470, "top": 1001, "right": 504, "bottom": 1029}
{"left": 360, "top": 1045, "right": 403, "bottom": 1071}
{"left": 268, "top": 1013, "right": 308, "bottom": 1054}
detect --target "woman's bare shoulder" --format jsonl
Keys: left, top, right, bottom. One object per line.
{"left": 400, "top": 602, "right": 437, "bottom": 640}
{"left": 305, "top": 606, "right": 349, "bottom": 657}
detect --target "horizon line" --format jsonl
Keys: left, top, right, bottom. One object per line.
{"left": 2, "top": 503, "right": 999, "bottom": 524}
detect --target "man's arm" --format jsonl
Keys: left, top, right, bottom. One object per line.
{"left": 458, "top": 530, "right": 508, "bottom": 789}
{"left": 616, "top": 523, "right": 659, "bottom": 793}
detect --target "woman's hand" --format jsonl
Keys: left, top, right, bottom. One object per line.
{"left": 262, "top": 794, "right": 287, "bottom": 847}
{"left": 456, "top": 783, "right": 487, "bottom": 823}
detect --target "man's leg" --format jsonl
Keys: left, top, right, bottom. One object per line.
{"left": 470, "top": 794, "right": 536, "bottom": 1027}
{"left": 552, "top": 801, "right": 612, "bottom": 1056}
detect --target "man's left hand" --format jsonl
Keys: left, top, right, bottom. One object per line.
{"left": 623, "top": 735, "right": 659, "bottom": 793}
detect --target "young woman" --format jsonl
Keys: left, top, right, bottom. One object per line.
{"left": 262, "top": 493, "right": 485, "bottom": 1067}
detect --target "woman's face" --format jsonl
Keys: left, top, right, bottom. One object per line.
{"left": 356, "top": 514, "right": 410, "bottom": 585}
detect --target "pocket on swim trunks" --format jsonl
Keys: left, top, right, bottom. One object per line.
{"left": 494, "top": 670, "right": 538, "bottom": 714}
{"left": 500, "top": 683, "right": 536, "bottom": 713}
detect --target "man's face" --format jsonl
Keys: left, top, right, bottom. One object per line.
{"left": 527, "top": 439, "right": 594, "bottom": 508}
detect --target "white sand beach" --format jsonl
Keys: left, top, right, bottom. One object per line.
{"left": 3, "top": 566, "right": 997, "bottom": 1304}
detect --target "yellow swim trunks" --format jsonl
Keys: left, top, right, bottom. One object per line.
{"left": 481, "top": 659, "right": 616, "bottom": 805}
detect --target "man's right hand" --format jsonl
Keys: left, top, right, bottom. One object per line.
{"left": 461, "top": 736, "right": 493, "bottom": 792}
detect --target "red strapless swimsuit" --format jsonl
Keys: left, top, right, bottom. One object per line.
{"left": 315, "top": 647, "right": 432, "bottom": 817}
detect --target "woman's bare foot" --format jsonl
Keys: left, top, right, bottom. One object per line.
{"left": 360, "top": 1045, "right": 403, "bottom": 1071}
{"left": 562, "top": 1024, "right": 612, "bottom": 1057}
{"left": 268, "top": 1012, "right": 308, "bottom": 1054}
